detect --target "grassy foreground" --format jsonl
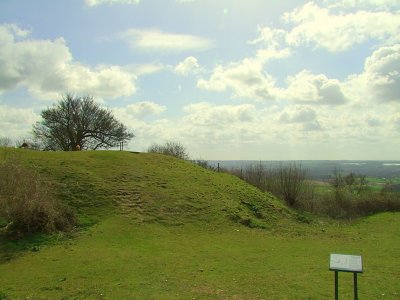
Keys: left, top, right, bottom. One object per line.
{"left": 1, "top": 214, "right": 399, "bottom": 299}
{"left": 0, "top": 149, "right": 399, "bottom": 299}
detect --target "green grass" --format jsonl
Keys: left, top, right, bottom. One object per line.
{"left": 1, "top": 213, "right": 399, "bottom": 299}
{"left": 310, "top": 176, "right": 400, "bottom": 193}
{"left": 365, "top": 176, "right": 400, "bottom": 192}
{"left": 1, "top": 149, "right": 291, "bottom": 228}
{"left": 0, "top": 149, "right": 399, "bottom": 299}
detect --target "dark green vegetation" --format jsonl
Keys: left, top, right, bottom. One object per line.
{"left": 0, "top": 148, "right": 399, "bottom": 299}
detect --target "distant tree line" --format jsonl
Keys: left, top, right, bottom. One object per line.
{"left": 225, "top": 162, "right": 400, "bottom": 219}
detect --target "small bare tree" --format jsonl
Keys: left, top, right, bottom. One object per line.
{"left": 331, "top": 170, "right": 366, "bottom": 195}
{"left": 273, "top": 163, "right": 308, "bottom": 207}
{"left": 0, "top": 137, "right": 12, "bottom": 147}
{"left": 243, "top": 162, "right": 267, "bottom": 191}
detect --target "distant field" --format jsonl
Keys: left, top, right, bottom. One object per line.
{"left": 311, "top": 176, "right": 400, "bottom": 193}
{"left": 365, "top": 177, "right": 400, "bottom": 192}
{"left": 213, "top": 160, "right": 400, "bottom": 181}
{"left": 226, "top": 160, "right": 400, "bottom": 193}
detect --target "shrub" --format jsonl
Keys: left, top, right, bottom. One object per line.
{"left": 243, "top": 163, "right": 268, "bottom": 192}
{"left": 0, "top": 137, "right": 13, "bottom": 148}
{"left": 300, "top": 180, "right": 400, "bottom": 219}
{"left": 193, "top": 159, "right": 216, "bottom": 171}
{"left": 148, "top": 141, "right": 189, "bottom": 160}
{"left": 225, "top": 163, "right": 314, "bottom": 208}
{"left": 272, "top": 164, "right": 309, "bottom": 207}
{"left": 351, "top": 191, "right": 400, "bottom": 217}
{"left": 0, "top": 160, "right": 76, "bottom": 237}
{"left": 219, "top": 163, "right": 400, "bottom": 219}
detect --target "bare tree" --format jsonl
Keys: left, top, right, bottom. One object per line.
{"left": 330, "top": 170, "right": 367, "bottom": 195}
{"left": 0, "top": 137, "right": 13, "bottom": 147}
{"left": 243, "top": 162, "right": 267, "bottom": 191}
{"left": 225, "top": 162, "right": 311, "bottom": 207}
{"left": 33, "top": 94, "right": 134, "bottom": 151}
{"left": 273, "top": 163, "right": 308, "bottom": 207}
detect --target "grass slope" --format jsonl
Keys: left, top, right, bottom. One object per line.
{"left": 0, "top": 149, "right": 399, "bottom": 299}
{"left": 0, "top": 149, "right": 292, "bottom": 228}
{"left": 1, "top": 213, "right": 399, "bottom": 299}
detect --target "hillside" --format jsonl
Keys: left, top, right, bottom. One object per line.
{"left": 0, "top": 148, "right": 293, "bottom": 229}
{"left": 1, "top": 148, "right": 400, "bottom": 299}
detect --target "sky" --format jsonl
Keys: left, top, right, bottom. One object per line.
{"left": 0, "top": 0, "right": 399, "bottom": 160}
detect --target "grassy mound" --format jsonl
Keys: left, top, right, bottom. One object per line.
{"left": 0, "top": 148, "right": 292, "bottom": 230}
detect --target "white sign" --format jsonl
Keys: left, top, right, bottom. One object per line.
{"left": 330, "top": 254, "right": 363, "bottom": 273}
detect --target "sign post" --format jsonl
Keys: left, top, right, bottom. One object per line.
{"left": 329, "top": 254, "right": 363, "bottom": 300}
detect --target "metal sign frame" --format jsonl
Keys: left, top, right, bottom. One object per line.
{"left": 329, "top": 254, "right": 363, "bottom": 300}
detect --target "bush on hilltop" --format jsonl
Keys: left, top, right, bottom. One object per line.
{"left": 147, "top": 141, "right": 189, "bottom": 160}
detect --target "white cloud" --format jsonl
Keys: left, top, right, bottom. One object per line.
{"left": 197, "top": 58, "right": 277, "bottom": 100}
{"left": 182, "top": 102, "right": 255, "bottom": 126}
{"left": 282, "top": 70, "right": 348, "bottom": 105}
{"left": 175, "top": 102, "right": 272, "bottom": 152}
{"left": 324, "top": 0, "right": 400, "bottom": 10}
{"left": 120, "top": 29, "right": 215, "bottom": 52}
{"left": 283, "top": 2, "right": 400, "bottom": 52}
{"left": 130, "top": 64, "right": 165, "bottom": 76}
{"left": 249, "top": 26, "right": 292, "bottom": 62}
{"left": 112, "top": 101, "right": 166, "bottom": 139}
{"left": 123, "top": 101, "right": 166, "bottom": 117}
{"left": 112, "top": 102, "right": 167, "bottom": 150}
{"left": 85, "top": 0, "right": 140, "bottom": 7}
{"left": 115, "top": 99, "right": 398, "bottom": 159}
{"left": 278, "top": 105, "right": 322, "bottom": 131}
{"left": 176, "top": 102, "right": 336, "bottom": 151}
{"left": 0, "top": 23, "right": 30, "bottom": 40}
{"left": 363, "top": 44, "right": 400, "bottom": 102}
{"left": 196, "top": 2, "right": 397, "bottom": 107}
{"left": 0, "top": 24, "right": 137, "bottom": 100}
{"left": 364, "top": 114, "right": 383, "bottom": 127}
{"left": 198, "top": 57, "right": 349, "bottom": 104}
{"left": 346, "top": 44, "right": 400, "bottom": 103}
{"left": 174, "top": 56, "right": 203, "bottom": 76}
{"left": 390, "top": 112, "right": 400, "bottom": 130}
{"left": 0, "top": 104, "right": 40, "bottom": 138}
{"left": 279, "top": 106, "right": 317, "bottom": 123}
